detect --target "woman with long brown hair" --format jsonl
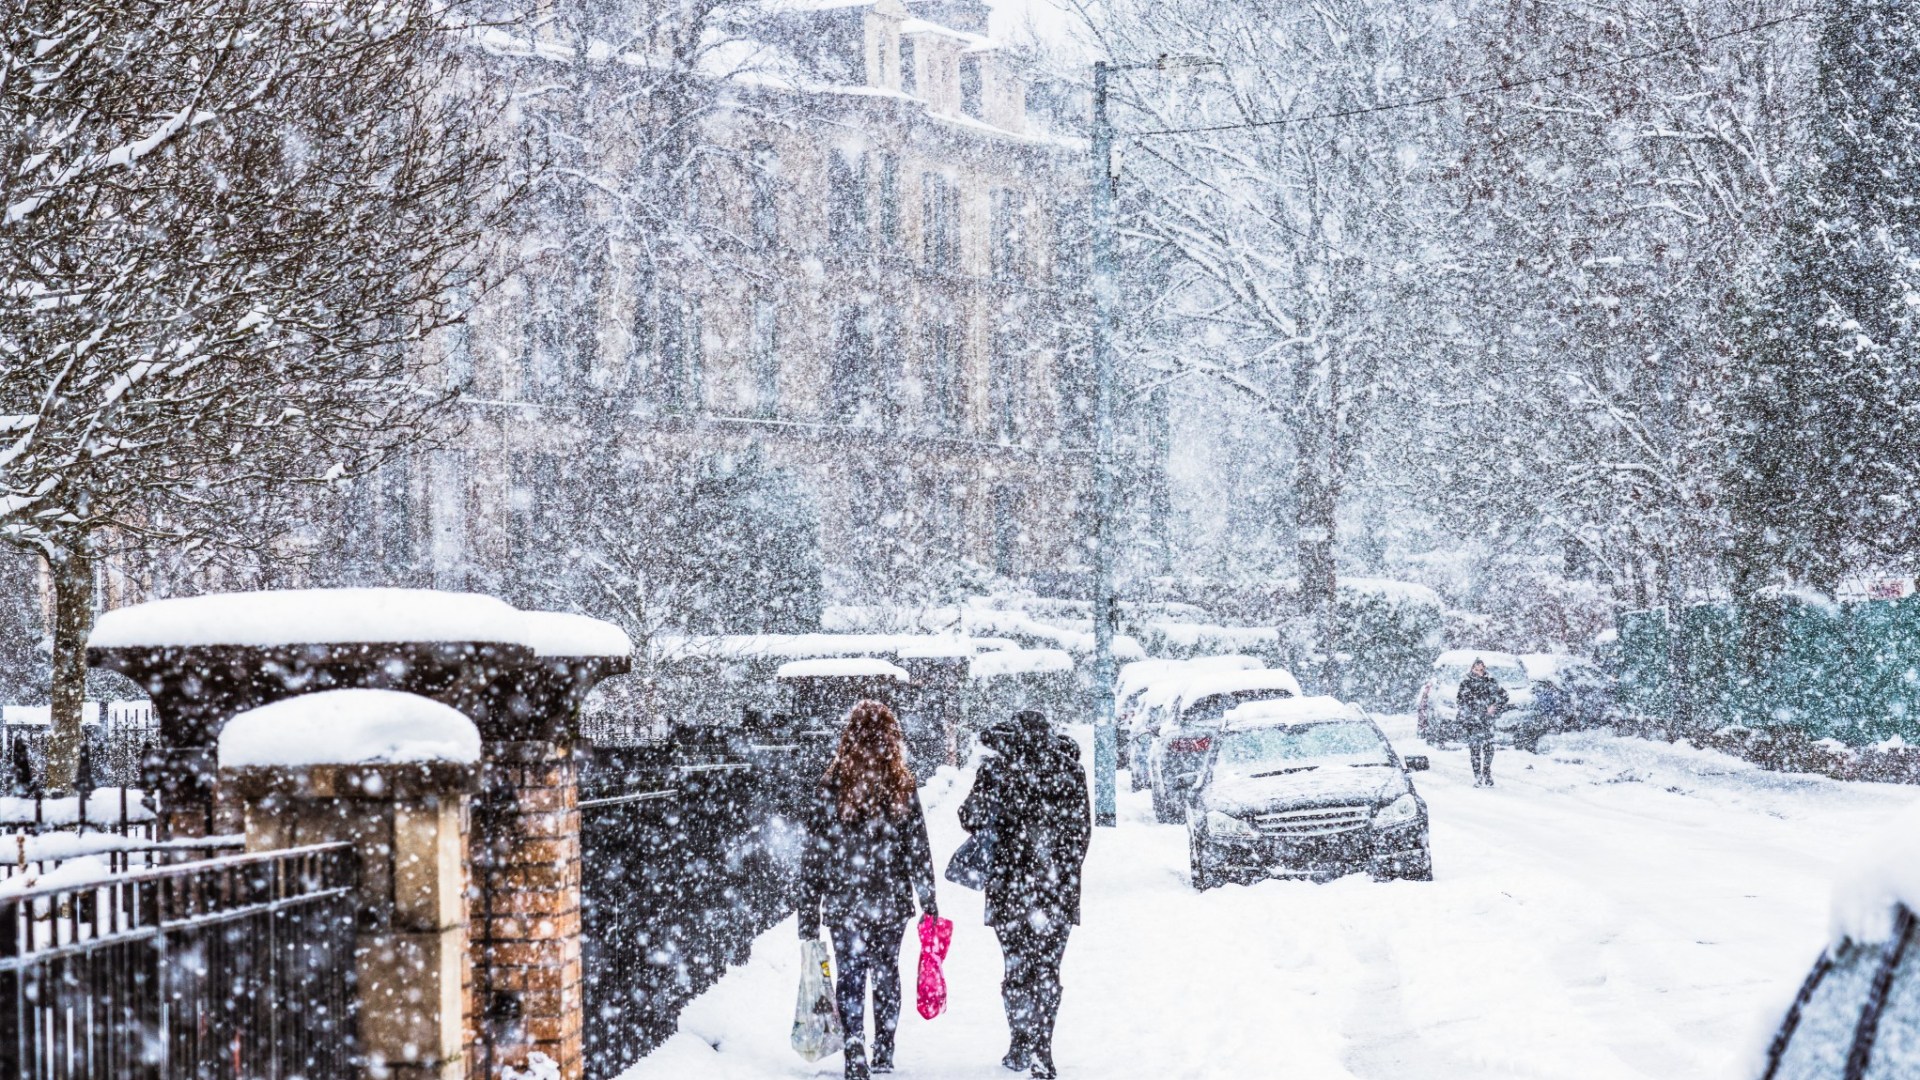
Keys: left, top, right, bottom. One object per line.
{"left": 797, "top": 699, "right": 939, "bottom": 1080}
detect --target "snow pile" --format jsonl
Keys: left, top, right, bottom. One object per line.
{"left": 217, "top": 689, "right": 480, "bottom": 768}
{"left": 774, "top": 658, "right": 910, "bottom": 681}
{"left": 968, "top": 648, "right": 1074, "bottom": 680}
{"left": 1829, "top": 797, "right": 1920, "bottom": 945}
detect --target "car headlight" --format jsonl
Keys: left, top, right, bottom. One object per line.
{"left": 1374, "top": 793, "right": 1421, "bottom": 830}
{"left": 1203, "top": 810, "right": 1257, "bottom": 839}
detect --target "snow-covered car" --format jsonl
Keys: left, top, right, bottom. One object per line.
{"left": 1508, "top": 652, "right": 1615, "bottom": 749}
{"left": 1147, "top": 668, "right": 1304, "bottom": 823}
{"left": 1115, "top": 655, "right": 1262, "bottom": 775}
{"left": 1756, "top": 801, "right": 1920, "bottom": 1078}
{"left": 1416, "top": 649, "right": 1533, "bottom": 747}
{"left": 1187, "top": 697, "right": 1432, "bottom": 890}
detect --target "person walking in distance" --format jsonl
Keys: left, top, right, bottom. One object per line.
{"left": 959, "top": 710, "right": 1092, "bottom": 1079}
{"left": 1457, "top": 658, "right": 1510, "bottom": 788}
{"left": 797, "top": 700, "right": 939, "bottom": 1079}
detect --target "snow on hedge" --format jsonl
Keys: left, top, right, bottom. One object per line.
{"left": 654, "top": 633, "right": 1013, "bottom": 661}
{"left": 217, "top": 689, "right": 480, "bottom": 768}
{"left": 968, "top": 648, "right": 1074, "bottom": 680}
{"left": 774, "top": 658, "right": 910, "bottom": 681}
{"left": 1831, "top": 798, "right": 1920, "bottom": 945}
{"left": 91, "top": 589, "right": 632, "bottom": 661}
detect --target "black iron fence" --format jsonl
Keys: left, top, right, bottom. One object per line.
{"left": 577, "top": 720, "right": 835, "bottom": 1078}
{"left": 0, "top": 842, "right": 358, "bottom": 1080}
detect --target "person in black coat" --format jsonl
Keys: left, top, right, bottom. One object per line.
{"left": 797, "top": 700, "right": 939, "bottom": 1080}
{"left": 958, "top": 710, "right": 1091, "bottom": 1080}
{"left": 1456, "top": 658, "right": 1511, "bottom": 787}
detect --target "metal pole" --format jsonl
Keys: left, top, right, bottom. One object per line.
{"left": 1090, "top": 60, "right": 1119, "bottom": 828}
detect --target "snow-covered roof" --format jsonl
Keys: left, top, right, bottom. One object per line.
{"left": 1174, "top": 669, "right": 1305, "bottom": 712}
{"left": 1222, "top": 695, "right": 1366, "bottom": 731}
{"left": 1831, "top": 799, "right": 1920, "bottom": 945}
{"left": 969, "top": 648, "right": 1074, "bottom": 681}
{"left": 655, "top": 632, "right": 1006, "bottom": 661}
{"left": 1519, "top": 653, "right": 1594, "bottom": 680}
{"left": 1341, "top": 577, "right": 1444, "bottom": 608}
{"left": 92, "top": 589, "right": 527, "bottom": 650}
{"left": 775, "top": 658, "right": 910, "bottom": 681}
{"left": 217, "top": 689, "right": 481, "bottom": 769}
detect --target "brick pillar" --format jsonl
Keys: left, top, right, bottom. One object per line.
{"left": 229, "top": 761, "right": 476, "bottom": 1080}
{"left": 471, "top": 740, "right": 583, "bottom": 1080}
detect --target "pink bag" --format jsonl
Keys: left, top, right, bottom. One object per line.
{"left": 916, "top": 914, "right": 953, "bottom": 1020}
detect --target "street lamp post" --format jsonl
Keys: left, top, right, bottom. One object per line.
{"left": 1089, "top": 59, "right": 1120, "bottom": 828}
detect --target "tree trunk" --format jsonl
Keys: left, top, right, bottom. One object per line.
{"left": 45, "top": 545, "right": 93, "bottom": 794}
{"left": 1658, "top": 553, "right": 1692, "bottom": 742}
{"left": 1296, "top": 460, "right": 1339, "bottom": 695}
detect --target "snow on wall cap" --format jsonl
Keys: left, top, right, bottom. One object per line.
{"left": 1831, "top": 799, "right": 1920, "bottom": 946}
{"left": 968, "top": 648, "right": 1075, "bottom": 680}
{"left": 775, "top": 658, "right": 911, "bottom": 681}
{"left": 1224, "top": 695, "right": 1365, "bottom": 730}
{"left": 217, "top": 689, "right": 480, "bottom": 769}
{"left": 90, "top": 588, "right": 527, "bottom": 650}
{"left": 519, "top": 611, "right": 632, "bottom": 659}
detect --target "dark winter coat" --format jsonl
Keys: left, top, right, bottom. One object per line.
{"left": 958, "top": 712, "right": 1092, "bottom": 929}
{"left": 796, "top": 779, "right": 938, "bottom": 932}
{"left": 1456, "top": 670, "right": 1511, "bottom": 740}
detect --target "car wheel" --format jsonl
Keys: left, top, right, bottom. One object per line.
{"left": 1189, "top": 835, "right": 1221, "bottom": 891}
{"left": 1402, "top": 837, "right": 1434, "bottom": 881}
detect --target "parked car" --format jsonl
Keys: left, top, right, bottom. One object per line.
{"left": 1148, "top": 668, "right": 1304, "bottom": 823}
{"left": 1415, "top": 649, "right": 1533, "bottom": 747}
{"left": 1756, "top": 803, "right": 1919, "bottom": 1078}
{"left": 1511, "top": 653, "right": 1615, "bottom": 750}
{"left": 1115, "top": 655, "right": 1262, "bottom": 773}
{"left": 1187, "top": 696, "right": 1431, "bottom": 890}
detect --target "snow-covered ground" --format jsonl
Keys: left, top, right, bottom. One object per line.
{"left": 618, "top": 717, "right": 1919, "bottom": 1080}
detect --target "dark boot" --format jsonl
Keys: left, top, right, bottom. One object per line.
{"left": 1002, "top": 1033, "right": 1032, "bottom": 1072}
{"left": 845, "top": 1042, "right": 870, "bottom": 1080}
{"left": 871, "top": 1030, "right": 894, "bottom": 1074}
{"left": 1029, "top": 1048, "right": 1058, "bottom": 1079}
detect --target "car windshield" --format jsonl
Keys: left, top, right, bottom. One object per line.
{"left": 1438, "top": 663, "right": 1527, "bottom": 689}
{"left": 1215, "top": 721, "right": 1392, "bottom": 774}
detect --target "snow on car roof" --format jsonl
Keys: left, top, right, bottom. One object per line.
{"left": 1831, "top": 798, "right": 1920, "bottom": 946}
{"left": 1174, "top": 668, "right": 1304, "bottom": 711}
{"left": 1222, "top": 695, "right": 1367, "bottom": 731}
{"left": 1115, "top": 655, "right": 1262, "bottom": 702}
{"left": 1433, "top": 648, "right": 1524, "bottom": 670}
{"left": 775, "top": 658, "right": 910, "bottom": 681}
{"left": 217, "top": 689, "right": 481, "bottom": 768}
{"left": 1519, "top": 652, "right": 1592, "bottom": 680}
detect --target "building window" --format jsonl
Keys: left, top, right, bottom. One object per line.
{"left": 960, "top": 56, "right": 983, "bottom": 119}
{"left": 990, "top": 323, "right": 1020, "bottom": 443}
{"left": 659, "top": 298, "right": 703, "bottom": 414}
{"left": 876, "top": 153, "right": 901, "bottom": 250}
{"left": 992, "top": 485, "right": 1018, "bottom": 577}
{"left": 751, "top": 143, "right": 779, "bottom": 250}
{"left": 925, "top": 320, "right": 961, "bottom": 432}
{"left": 752, "top": 295, "right": 779, "bottom": 417}
{"left": 900, "top": 37, "right": 918, "bottom": 96}
{"left": 828, "top": 148, "right": 867, "bottom": 251}
{"left": 990, "top": 188, "right": 1027, "bottom": 280}
{"left": 922, "top": 171, "right": 958, "bottom": 269}
{"left": 831, "top": 305, "right": 879, "bottom": 425}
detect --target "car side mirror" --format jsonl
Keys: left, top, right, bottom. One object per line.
{"left": 1405, "top": 755, "right": 1430, "bottom": 771}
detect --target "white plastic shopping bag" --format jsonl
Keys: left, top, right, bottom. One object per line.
{"left": 791, "top": 935, "right": 844, "bottom": 1062}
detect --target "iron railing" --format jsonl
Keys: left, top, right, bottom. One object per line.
{"left": 0, "top": 841, "right": 358, "bottom": 1080}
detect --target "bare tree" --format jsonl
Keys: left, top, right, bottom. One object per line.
{"left": 0, "top": 0, "right": 515, "bottom": 787}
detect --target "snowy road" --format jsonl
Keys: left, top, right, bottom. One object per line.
{"left": 619, "top": 718, "right": 1918, "bottom": 1080}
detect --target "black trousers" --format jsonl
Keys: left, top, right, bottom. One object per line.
{"left": 995, "top": 918, "right": 1073, "bottom": 1052}
{"left": 829, "top": 917, "right": 906, "bottom": 1052}
{"left": 1468, "top": 736, "right": 1495, "bottom": 782}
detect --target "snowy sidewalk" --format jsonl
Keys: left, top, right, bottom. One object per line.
{"left": 618, "top": 720, "right": 1918, "bottom": 1080}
